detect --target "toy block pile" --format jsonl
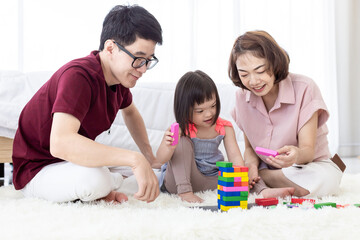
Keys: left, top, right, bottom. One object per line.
{"left": 216, "top": 161, "right": 249, "bottom": 211}
{"left": 253, "top": 197, "right": 360, "bottom": 209}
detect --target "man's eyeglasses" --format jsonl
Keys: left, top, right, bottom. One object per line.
{"left": 113, "top": 41, "right": 159, "bottom": 69}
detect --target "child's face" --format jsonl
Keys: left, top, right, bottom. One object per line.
{"left": 236, "top": 52, "right": 276, "bottom": 97}
{"left": 192, "top": 94, "right": 217, "bottom": 128}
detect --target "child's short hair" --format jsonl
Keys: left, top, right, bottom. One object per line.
{"left": 99, "top": 5, "right": 163, "bottom": 50}
{"left": 228, "top": 30, "right": 289, "bottom": 90}
{"left": 174, "top": 70, "right": 220, "bottom": 136}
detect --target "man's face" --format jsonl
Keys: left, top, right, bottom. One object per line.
{"left": 106, "top": 37, "right": 157, "bottom": 88}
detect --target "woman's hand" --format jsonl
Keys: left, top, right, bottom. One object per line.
{"left": 265, "top": 145, "right": 299, "bottom": 168}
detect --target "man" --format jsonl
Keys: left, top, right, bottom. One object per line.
{"left": 12, "top": 5, "right": 162, "bottom": 203}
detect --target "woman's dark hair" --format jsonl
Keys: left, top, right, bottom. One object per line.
{"left": 174, "top": 70, "right": 220, "bottom": 137}
{"left": 99, "top": 5, "right": 162, "bottom": 50}
{"left": 228, "top": 30, "right": 290, "bottom": 89}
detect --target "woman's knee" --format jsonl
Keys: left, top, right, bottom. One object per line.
{"left": 260, "top": 169, "right": 310, "bottom": 196}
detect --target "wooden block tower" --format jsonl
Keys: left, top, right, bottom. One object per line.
{"left": 216, "top": 161, "right": 249, "bottom": 211}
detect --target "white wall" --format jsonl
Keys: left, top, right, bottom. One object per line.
{"left": 335, "top": 0, "right": 360, "bottom": 157}
{"left": 1, "top": 0, "right": 359, "bottom": 156}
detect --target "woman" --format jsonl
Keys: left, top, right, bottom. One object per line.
{"left": 228, "top": 30, "right": 345, "bottom": 198}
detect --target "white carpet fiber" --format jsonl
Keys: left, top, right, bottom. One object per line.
{"left": 1, "top": 173, "right": 360, "bottom": 240}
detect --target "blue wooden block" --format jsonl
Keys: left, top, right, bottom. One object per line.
{"left": 218, "top": 180, "right": 235, "bottom": 187}
{"left": 218, "top": 200, "right": 241, "bottom": 206}
{"left": 219, "top": 167, "right": 234, "bottom": 173}
{"left": 218, "top": 190, "right": 248, "bottom": 197}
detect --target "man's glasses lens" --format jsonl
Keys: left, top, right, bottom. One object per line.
{"left": 133, "top": 57, "right": 158, "bottom": 69}
{"left": 113, "top": 41, "right": 158, "bottom": 70}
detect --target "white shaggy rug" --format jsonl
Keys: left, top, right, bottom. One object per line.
{"left": 1, "top": 173, "right": 360, "bottom": 240}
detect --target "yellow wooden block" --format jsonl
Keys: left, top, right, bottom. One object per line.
{"left": 220, "top": 205, "right": 247, "bottom": 211}
{"left": 241, "top": 177, "right": 249, "bottom": 182}
{"left": 222, "top": 172, "right": 248, "bottom": 177}
{"left": 240, "top": 201, "right": 248, "bottom": 206}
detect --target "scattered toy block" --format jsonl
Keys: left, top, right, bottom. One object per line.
{"left": 314, "top": 202, "right": 337, "bottom": 209}
{"left": 255, "top": 198, "right": 279, "bottom": 206}
{"left": 291, "top": 198, "right": 316, "bottom": 204}
{"left": 336, "top": 204, "right": 350, "bottom": 209}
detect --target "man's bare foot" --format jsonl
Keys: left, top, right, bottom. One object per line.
{"left": 178, "top": 192, "right": 204, "bottom": 203}
{"left": 261, "top": 187, "right": 295, "bottom": 198}
{"left": 101, "top": 191, "right": 128, "bottom": 204}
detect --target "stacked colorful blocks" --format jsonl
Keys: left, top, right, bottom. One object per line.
{"left": 216, "top": 161, "right": 249, "bottom": 211}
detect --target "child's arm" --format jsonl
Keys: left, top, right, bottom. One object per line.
{"left": 266, "top": 111, "right": 318, "bottom": 168}
{"left": 223, "top": 125, "right": 245, "bottom": 166}
{"left": 155, "top": 126, "right": 178, "bottom": 165}
{"left": 243, "top": 134, "right": 261, "bottom": 189}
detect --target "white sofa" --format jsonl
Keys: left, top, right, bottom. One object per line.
{"left": 0, "top": 71, "right": 245, "bottom": 159}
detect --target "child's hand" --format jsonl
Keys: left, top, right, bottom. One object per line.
{"left": 162, "top": 127, "right": 177, "bottom": 146}
{"left": 247, "top": 165, "right": 260, "bottom": 189}
{"left": 265, "top": 145, "right": 299, "bottom": 168}
{"left": 156, "top": 126, "right": 179, "bottom": 165}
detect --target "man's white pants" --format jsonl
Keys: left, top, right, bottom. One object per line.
{"left": 22, "top": 161, "right": 124, "bottom": 202}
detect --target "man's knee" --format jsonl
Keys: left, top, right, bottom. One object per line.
{"left": 73, "top": 167, "right": 113, "bottom": 201}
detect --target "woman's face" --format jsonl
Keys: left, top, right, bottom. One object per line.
{"left": 235, "top": 52, "right": 276, "bottom": 97}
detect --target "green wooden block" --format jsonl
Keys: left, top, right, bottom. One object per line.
{"left": 314, "top": 202, "right": 336, "bottom": 209}
{"left": 218, "top": 176, "right": 234, "bottom": 182}
{"left": 240, "top": 191, "right": 249, "bottom": 197}
{"left": 216, "top": 161, "right": 233, "bottom": 168}
{"left": 354, "top": 204, "right": 360, "bottom": 207}
{"left": 222, "top": 196, "right": 248, "bottom": 201}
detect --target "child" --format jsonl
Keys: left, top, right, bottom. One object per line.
{"left": 156, "top": 70, "right": 245, "bottom": 203}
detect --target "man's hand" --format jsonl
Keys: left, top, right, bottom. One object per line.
{"left": 131, "top": 153, "right": 160, "bottom": 202}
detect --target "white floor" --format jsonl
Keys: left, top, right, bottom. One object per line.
{"left": 343, "top": 157, "right": 360, "bottom": 174}
{"left": 2, "top": 156, "right": 360, "bottom": 186}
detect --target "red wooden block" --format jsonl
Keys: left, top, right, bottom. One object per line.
{"left": 233, "top": 182, "right": 242, "bottom": 187}
{"left": 240, "top": 181, "right": 249, "bottom": 186}
{"left": 291, "top": 198, "right": 315, "bottom": 204}
{"left": 233, "top": 166, "right": 248, "bottom": 172}
{"left": 233, "top": 166, "right": 241, "bottom": 172}
{"left": 255, "top": 198, "right": 279, "bottom": 206}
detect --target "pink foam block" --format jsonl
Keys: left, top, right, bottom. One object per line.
{"left": 255, "top": 147, "right": 279, "bottom": 157}
{"left": 222, "top": 186, "right": 249, "bottom": 192}
{"left": 171, "top": 123, "right": 179, "bottom": 146}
